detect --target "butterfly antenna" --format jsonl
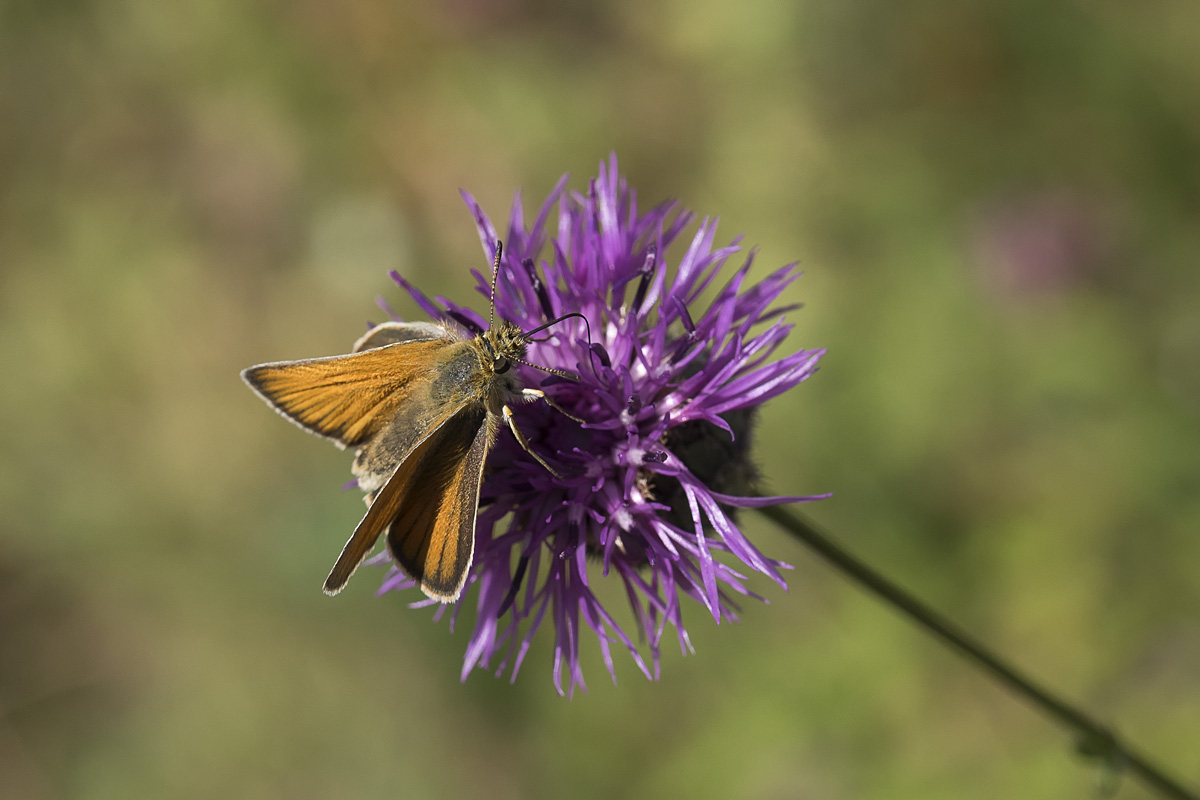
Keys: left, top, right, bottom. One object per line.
{"left": 522, "top": 312, "right": 603, "bottom": 379}
{"left": 521, "top": 312, "right": 590, "bottom": 341}
{"left": 488, "top": 240, "right": 503, "bottom": 331}
{"left": 516, "top": 358, "right": 580, "bottom": 381}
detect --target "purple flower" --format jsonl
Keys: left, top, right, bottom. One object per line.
{"left": 375, "top": 155, "right": 826, "bottom": 694}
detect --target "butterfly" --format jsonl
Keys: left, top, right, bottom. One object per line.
{"left": 242, "top": 242, "right": 581, "bottom": 601}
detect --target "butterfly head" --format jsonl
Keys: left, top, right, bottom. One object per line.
{"left": 483, "top": 239, "right": 586, "bottom": 384}
{"left": 480, "top": 321, "right": 528, "bottom": 375}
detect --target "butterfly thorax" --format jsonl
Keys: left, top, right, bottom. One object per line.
{"left": 449, "top": 320, "right": 526, "bottom": 414}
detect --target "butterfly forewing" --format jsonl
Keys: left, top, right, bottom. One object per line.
{"left": 242, "top": 336, "right": 454, "bottom": 447}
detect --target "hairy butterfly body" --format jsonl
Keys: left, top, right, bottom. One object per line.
{"left": 242, "top": 243, "right": 574, "bottom": 601}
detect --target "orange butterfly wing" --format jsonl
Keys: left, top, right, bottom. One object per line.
{"left": 241, "top": 336, "right": 452, "bottom": 448}
{"left": 322, "top": 405, "right": 493, "bottom": 598}
{"left": 245, "top": 321, "right": 496, "bottom": 599}
{"left": 385, "top": 407, "right": 494, "bottom": 600}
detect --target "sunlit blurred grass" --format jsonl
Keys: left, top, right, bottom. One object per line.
{"left": 2, "top": 0, "right": 1198, "bottom": 798}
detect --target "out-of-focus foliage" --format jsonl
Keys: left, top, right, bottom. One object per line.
{"left": 2, "top": 1, "right": 1198, "bottom": 798}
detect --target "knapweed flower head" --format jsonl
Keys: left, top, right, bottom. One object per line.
{"left": 375, "top": 155, "right": 825, "bottom": 694}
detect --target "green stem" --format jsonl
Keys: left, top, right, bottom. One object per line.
{"left": 756, "top": 504, "right": 1197, "bottom": 800}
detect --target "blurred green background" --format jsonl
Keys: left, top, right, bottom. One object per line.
{"left": 3, "top": 1, "right": 1199, "bottom": 798}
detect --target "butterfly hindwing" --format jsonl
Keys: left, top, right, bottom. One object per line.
{"left": 319, "top": 396, "right": 474, "bottom": 595}
{"left": 384, "top": 406, "right": 493, "bottom": 601}
{"left": 353, "top": 321, "right": 448, "bottom": 353}
{"left": 322, "top": 404, "right": 491, "bottom": 598}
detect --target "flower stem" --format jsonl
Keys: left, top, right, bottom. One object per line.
{"left": 757, "top": 504, "right": 1197, "bottom": 800}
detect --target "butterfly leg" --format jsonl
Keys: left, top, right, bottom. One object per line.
{"left": 521, "top": 388, "right": 585, "bottom": 424}
{"left": 502, "top": 404, "right": 563, "bottom": 479}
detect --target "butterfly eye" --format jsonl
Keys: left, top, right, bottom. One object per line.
{"left": 493, "top": 356, "right": 511, "bottom": 374}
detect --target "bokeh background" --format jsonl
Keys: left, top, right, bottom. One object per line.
{"left": 3, "top": 1, "right": 1199, "bottom": 798}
